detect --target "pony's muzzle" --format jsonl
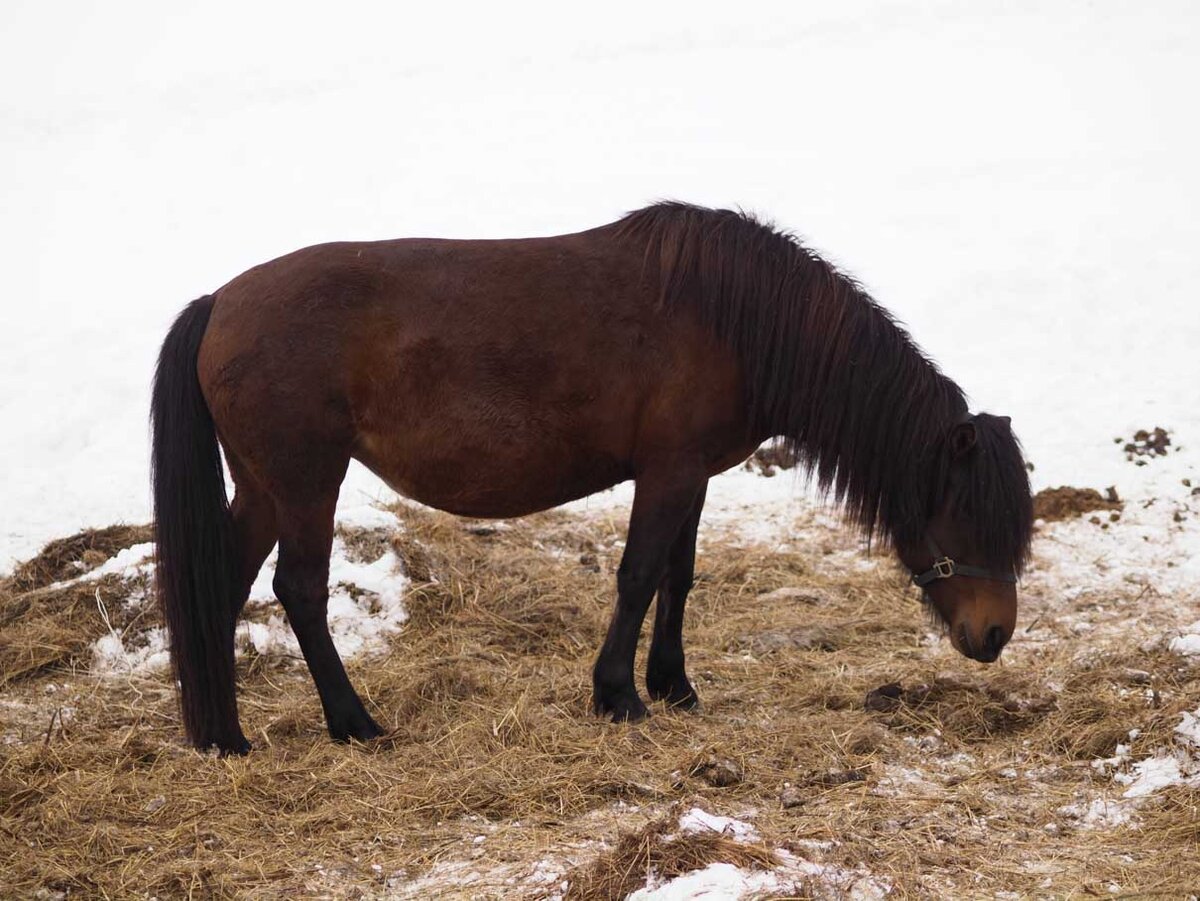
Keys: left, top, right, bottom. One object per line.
{"left": 938, "top": 575, "right": 1018, "bottom": 664}
{"left": 953, "top": 619, "right": 1012, "bottom": 663}
{"left": 982, "top": 624, "right": 1008, "bottom": 660}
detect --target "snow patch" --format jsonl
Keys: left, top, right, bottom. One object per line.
{"left": 87, "top": 509, "right": 409, "bottom": 676}
{"left": 1065, "top": 705, "right": 1200, "bottom": 828}
{"left": 1057, "top": 798, "right": 1133, "bottom": 829}
{"left": 1169, "top": 623, "right": 1200, "bottom": 657}
{"left": 873, "top": 764, "right": 943, "bottom": 798}
{"left": 1116, "top": 755, "right": 1186, "bottom": 799}
{"left": 677, "top": 808, "right": 758, "bottom": 841}
{"left": 630, "top": 850, "right": 888, "bottom": 901}
{"left": 238, "top": 534, "right": 409, "bottom": 660}
{"left": 1175, "top": 709, "right": 1200, "bottom": 747}
{"left": 336, "top": 502, "right": 405, "bottom": 531}
{"left": 628, "top": 862, "right": 786, "bottom": 901}
{"left": 51, "top": 542, "right": 155, "bottom": 590}
{"left": 629, "top": 809, "right": 886, "bottom": 901}
{"left": 91, "top": 627, "right": 170, "bottom": 675}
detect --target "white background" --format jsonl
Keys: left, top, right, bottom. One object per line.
{"left": 2, "top": 0, "right": 1198, "bottom": 568}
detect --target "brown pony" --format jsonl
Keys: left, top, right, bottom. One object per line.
{"left": 151, "top": 202, "right": 1033, "bottom": 754}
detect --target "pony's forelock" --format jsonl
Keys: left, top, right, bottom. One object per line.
{"left": 955, "top": 413, "right": 1034, "bottom": 574}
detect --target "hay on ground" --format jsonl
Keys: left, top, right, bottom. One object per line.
{"left": 0, "top": 502, "right": 1197, "bottom": 898}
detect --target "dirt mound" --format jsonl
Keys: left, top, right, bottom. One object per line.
{"left": 1033, "top": 485, "right": 1122, "bottom": 522}
{"left": 743, "top": 441, "right": 801, "bottom": 477}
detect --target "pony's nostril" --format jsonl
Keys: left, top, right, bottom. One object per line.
{"left": 983, "top": 625, "right": 1007, "bottom": 658}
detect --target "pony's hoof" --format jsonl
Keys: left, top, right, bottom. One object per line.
{"left": 197, "top": 731, "right": 251, "bottom": 756}
{"left": 647, "top": 679, "right": 701, "bottom": 712}
{"left": 594, "top": 691, "right": 650, "bottom": 723}
{"left": 646, "top": 670, "right": 700, "bottom": 710}
{"left": 328, "top": 709, "right": 385, "bottom": 743}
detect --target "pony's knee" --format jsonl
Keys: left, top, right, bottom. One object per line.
{"left": 272, "top": 567, "right": 328, "bottom": 623}
{"left": 616, "top": 562, "right": 658, "bottom": 601}
{"left": 664, "top": 571, "right": 694, "bottom": 599}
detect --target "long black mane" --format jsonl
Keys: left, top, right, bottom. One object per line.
{"left": 614, "top": 201, "right": 1032, "bottom": 573}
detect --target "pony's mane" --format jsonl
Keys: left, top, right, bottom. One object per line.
{"left": 613, "top": 201, "right": 1032, "bottom": 572}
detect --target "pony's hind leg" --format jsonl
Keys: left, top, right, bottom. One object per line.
{"left": 272, "top": 497, "right": 383, "bottom": 742}
{"left": 227, "top": 460, "right": 279, "bottom": 630}
{"left": 593, "top": 466, "right": 707, "bottom": 722}
{"left": 646, "top": 482, "right": 706, "bottom": 710}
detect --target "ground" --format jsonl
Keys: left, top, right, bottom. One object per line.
{"left": 2, "top": 452, "right": 1198, "bottom": 899}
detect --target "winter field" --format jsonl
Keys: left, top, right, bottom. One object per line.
{"left": 2, "top": 1, "right": 1200, "bottom": 898}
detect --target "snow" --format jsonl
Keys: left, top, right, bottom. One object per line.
{"left": 336, "top": 503, "right": 409, "bottom": 532}
{"left": 1176, "top": 710, "right": 1200, "bottom": 748}
{"left": 563, "top": 464, "right": 849, "bottom": 549}
{"left": 624, "top": 807, "right": 888, "bottom": 901}
{"left": 631, "top": 850, "right": 890, "bottom": 901}
{"left": 91, "top": 627, "right": 170, "bottom": 676}
{"left": 55, "top": 542, "right": 155, "bottom": 588}
{"left": 1057, "top": 798, "right": 1133, "bottom": 830}
{"left": 239, "top": 529, "right": 410, "bottom": 660}
{"left": 676, "top": 808, "right": 759, "bottom": 841}
{"left": 628, "top": 862, "right": 787, "bottom": 901}
{"left": 1169, "top": 625, "right": 1200, "bottom": 658}
{"left": 874, "top": 764, "right": 944, "bottom": 798}
{"left": 1023, "top": 479, "right": 1199, "bottom": 600}
{"left": 1062, "top": 706, "right": 1200, "bottom": 828}
{"left": 1117, "top": 755, "right": 1187, "bottom": 800}
{"left": 79, "top": 508, "right": 408, "bottom": 675}
{"left": 91, "top": 628, "right": 169, "bottom": 676}
{"left": 4, "top": 1, "right": 1200, "bottom": 571}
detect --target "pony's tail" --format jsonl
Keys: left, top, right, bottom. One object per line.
{"left": 151, "top": 295, "right": 247, "bottom": 754}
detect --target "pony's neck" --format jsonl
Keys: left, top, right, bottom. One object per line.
{"left": 610, "top": 201, "right": 968, "bottom": 544}
{"left": 763, "top": 257, "right": 967, "bottom": 546}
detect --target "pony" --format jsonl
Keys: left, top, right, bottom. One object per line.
{"left": 151, "top": 202, "right": 1033, "bottom": 754}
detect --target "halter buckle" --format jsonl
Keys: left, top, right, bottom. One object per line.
{"left": 932, "top": 557, "right": 956, "bottom": 579}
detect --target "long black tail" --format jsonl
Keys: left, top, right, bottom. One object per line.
{"left": 151, "top": 295, "right": 247, "bottom": 753}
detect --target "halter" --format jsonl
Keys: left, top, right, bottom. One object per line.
{"left": 910, "top": 536, "right": 1017, "bottom": 588}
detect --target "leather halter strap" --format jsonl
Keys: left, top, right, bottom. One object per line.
{"left": 911, "top": 536, "right": 1017, "bottom": 588}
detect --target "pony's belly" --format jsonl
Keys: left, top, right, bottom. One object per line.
{"left": 353, "top": 432, "right": 630, "bottom": 519}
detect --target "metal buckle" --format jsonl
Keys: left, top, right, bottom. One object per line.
{"left": 932, "top": 557, "right": 956, "bottom": 579}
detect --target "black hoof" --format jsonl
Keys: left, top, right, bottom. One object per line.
{"left": 328, "top": 706, "right": 385, "bottom": 743}
{"left": 647, "top": 674, "right": 701, "bottom": 711}
{"left": 594, "top": 689, "right": 650, "bottom": 723}
{"left": 202, "top": 732, "right": 251, "bottom": 757}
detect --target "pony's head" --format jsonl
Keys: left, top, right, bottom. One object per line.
{"left": 893, "top": 413, "right": 1033, "bottom": 663}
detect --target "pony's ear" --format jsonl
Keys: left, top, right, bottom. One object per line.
{"left": 950, "top": 421, "right": 977, "bottom": 457}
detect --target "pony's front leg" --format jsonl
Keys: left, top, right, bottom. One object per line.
{"left": 593, "top": 467, "right": 706, "bottom": 722}
{"left": 646, "top": 482, "right": 706, "bottom": 710}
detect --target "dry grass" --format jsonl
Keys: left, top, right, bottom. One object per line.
{"left": 0, "top": 524, "right": 154, "bottom": 689}
{"left": 6, "top": 525, "right": 153, "bottom": 595}
{"left": 1, "top": 502, "right": 1198, "bottom": 898}
{"left": 563, "top": 812, "right": 779, "bottom": 901}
